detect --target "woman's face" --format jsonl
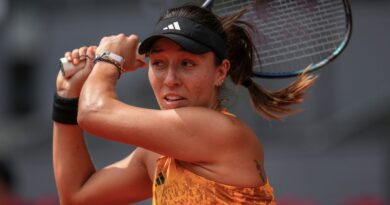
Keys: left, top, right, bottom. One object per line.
{"left": 148, "top": 38, "right": 229, "bottom": 110}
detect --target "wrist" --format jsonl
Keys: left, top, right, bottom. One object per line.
{"left": 94, "top": 51, "right": 124, "bottom": 78}
{"left": 93, "top": 61, "right": 122, "bottom": 79}
{"left": 52, "top": 93, "right": 79, "bottom": 125}
{"left": 56, "top": 90, "right": 80, "bottom": 99}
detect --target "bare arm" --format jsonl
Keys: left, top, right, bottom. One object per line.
{"left": 78, "top": 34, "right": 247, "bottom": 163}
{"left": 53, "top": 124, "right": 153, "bottom": 204}
{"left": 53, "top": 123, "right": 95, "bottom": 204}
{"left": 53, "top": 46, "right": 152, "bottom": 205}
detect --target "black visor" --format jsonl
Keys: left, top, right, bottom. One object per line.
{"left": 138, "top": 17, "right": 227, "bottom": 60}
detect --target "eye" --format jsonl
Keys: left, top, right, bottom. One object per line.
{"left": 181, "top": 60, "right": 196, "bottom": 68}
{"left": 151, "top": 60, "right": 165, "bottom": 69}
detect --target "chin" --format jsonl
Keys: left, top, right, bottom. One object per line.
{"left": 160, "top": 104, "right": 187, "bottom": 110}
{"left": 159, "top": 101, "right": 189, "bottom": 110}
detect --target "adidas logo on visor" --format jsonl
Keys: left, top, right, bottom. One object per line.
{"left": 163, "top": 21, "right": 181, "bottom": 31}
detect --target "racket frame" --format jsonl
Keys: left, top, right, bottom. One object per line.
{"left": 202, "top": 0, "right": 353, "bottom": 78}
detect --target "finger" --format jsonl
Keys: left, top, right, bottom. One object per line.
{"left": 78, "top": 46, "right": 88, "bottom": 61}
{"left": 84, "top": 46, "right": 96, "bottom": 72}
{"left": 71, "top": 49, "right": 80, "bottom": 64}
{"left": 92, "top": 46, "right": 97, "bottom": 56}
{"left": 99, "top": 36, "right": 108, "bottom": 47}
{"left": 127, "top": 34, "right": 139, "bottom": 60}
{"left": 128, "top": 35, "right": 139, "bottom": 51}
{"left": 65, "top": 52, "right": 72, "bottom": 61}
{"left": 90, "top": 46, "right": 97, "bottom": 58}
{"left": 96, "top": 37, "right": 109, "bottom": 55}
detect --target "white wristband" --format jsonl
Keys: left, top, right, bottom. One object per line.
{"left": 95, "top": 51, "right": 125, "bottom": 68}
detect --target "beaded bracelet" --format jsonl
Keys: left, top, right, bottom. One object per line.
{"left": 94, "top": 55, "right": 124, "bottom": 79}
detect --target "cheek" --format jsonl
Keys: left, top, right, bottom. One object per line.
{"left": 148, "top": 69, "right": 160, "bottom": 92}
{"left": 187, "top": 73, "right": 216, "bottom": 97}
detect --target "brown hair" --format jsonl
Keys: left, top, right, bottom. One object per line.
{"left": 160, "top": 5, "right": 317, "bottom": 120}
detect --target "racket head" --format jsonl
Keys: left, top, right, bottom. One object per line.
{"left": 200, "top": 0, "right": 352, "bottom": 78}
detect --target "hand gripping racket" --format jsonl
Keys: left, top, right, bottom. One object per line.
{"left": 59, "top": 44, "right": 145, "bottom": 78}
{"left": 201, "top": 0, "right": 352, "bottom": 78}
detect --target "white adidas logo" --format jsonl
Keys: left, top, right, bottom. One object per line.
{"left": 163, "top": 21, "right": 181, "bottom": 31}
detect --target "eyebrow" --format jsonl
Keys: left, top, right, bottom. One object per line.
{"left": 150, "top": 47, "right": 163, "bottom": 54}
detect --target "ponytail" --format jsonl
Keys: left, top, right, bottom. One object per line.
{"left": 221, "top": 10, "right": 318, "bottom": 120}
{"left": 245, "top": 69, "right": 317, "bottom": 120}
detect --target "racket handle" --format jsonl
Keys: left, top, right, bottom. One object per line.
{"left": 60, "top": 57, "right": 86, "bottom": 78}
{"left": 59, "top": 47, "right": 147, "bottom": 78}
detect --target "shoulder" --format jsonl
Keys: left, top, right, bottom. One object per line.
{"left": 213, "top": 110, "right": 263, "bottom": 161}
{"left": 166, "top": 106, "right": 243, "bottom": 131}
{"left": 216, "top": 109, "right": 257, "bottom": 144}
{"left": 178, "top": 107, "right": 259, "bottom": 157}
{"left": 138, "top": 107, "right": 257, "bottom": 163}
{"left": 158, "top": 106, "right": 259, "bottom": 150}
{"left": 153, "top": 106, "right": 244, "bottom": 140}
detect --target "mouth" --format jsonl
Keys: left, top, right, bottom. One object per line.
{"left": 164, "top": 95, "right": 185, "bottom": 102}
{"left": 162, "top": 94, "right": 187, "bottom": 109}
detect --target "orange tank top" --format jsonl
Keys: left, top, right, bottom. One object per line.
{"left": 152, "top": 156, "right": 276, "bottom": 205}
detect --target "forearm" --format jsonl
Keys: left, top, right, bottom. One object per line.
{"left": 53, "top": 122, "right": 95, "bottom": 204}
{"left": 77, "top": 62, "right": 124, "bottom": 132}
{"left": 78, "top": 34, "right": 140, "bottom": 120}
{"left": 79, "top": 62, "right": 119, "bottom": 111}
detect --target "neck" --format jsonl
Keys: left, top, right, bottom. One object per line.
{"left": 209, "top": 98, "right": 223, "bottom": 111}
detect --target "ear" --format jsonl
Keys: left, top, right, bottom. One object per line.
{"left": 215, "top": 59, "right": 230, "bottom": 87}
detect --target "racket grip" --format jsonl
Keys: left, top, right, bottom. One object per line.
{"left": 60, "top": 57, "right": 86, "bottom": 78}
{"left": 60, "top": 44, "right": 146, "bottom": 78}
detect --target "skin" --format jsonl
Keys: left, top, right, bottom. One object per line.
{"left": 148, "top": 38, "right": 226, "bottom": 110}
{"left": 53, "top": 34, "right": 267, "bottom": 205}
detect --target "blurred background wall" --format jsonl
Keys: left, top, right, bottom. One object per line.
{"left": 0, "top": 0, "right": 389, "bottom": 204}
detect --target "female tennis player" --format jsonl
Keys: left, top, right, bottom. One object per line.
{"left": 52, "top": 5, "right": 316, "bottom": 205}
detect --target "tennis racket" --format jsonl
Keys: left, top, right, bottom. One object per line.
{"left": 60, "top": 0, "right": 352, "bottom": 79}
{"left": 200, "top": 0, "right": 352, "bottom": 78}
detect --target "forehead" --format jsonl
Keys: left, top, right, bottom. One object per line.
{"left": 150, "top": 38, "right": 215, "bottom": 62}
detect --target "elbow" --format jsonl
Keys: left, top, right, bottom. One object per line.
{"left": 77, "top": 104, "right": 93, "bottom": 129}
{"left": 58, "top": 196, "right": 76, "bottom": 205}
{"left": 56, "top": 189, "right": 78, "bottom": 205}
{"left": 59, "top": 194, "right": 90, "bottom": 205}
{"left": 77, "top": 99, "right": 102, "bottom": 130}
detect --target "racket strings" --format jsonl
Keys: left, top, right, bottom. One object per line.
{"left": 211, "top": 0, "right": 350, "bottom": 77}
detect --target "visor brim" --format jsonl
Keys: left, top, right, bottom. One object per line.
{"left": 138, "top": 34, "right": 211, "bottom": 55}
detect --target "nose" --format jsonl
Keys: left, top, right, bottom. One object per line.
{"left": 163, "top": 66, "right": 181, "bottom": 87}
